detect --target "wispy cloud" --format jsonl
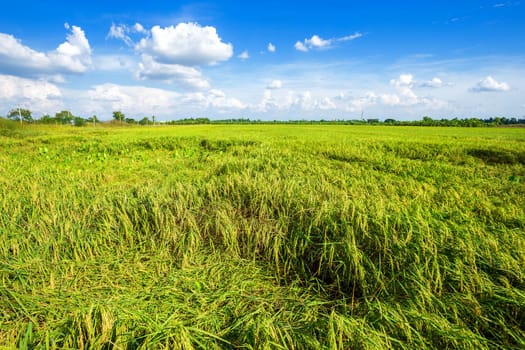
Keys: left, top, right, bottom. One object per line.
{"left": 294, "top": 32, "right": 362, "bottom": 52}
{"left": 106, "top": 22, "right": 148, "bottom": 46}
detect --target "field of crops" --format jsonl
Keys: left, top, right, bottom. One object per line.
{"left": 1, "top": 122, "right": 524, "bottom": 349}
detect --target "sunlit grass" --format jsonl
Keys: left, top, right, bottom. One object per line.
{"left": 1, "top": 124, "right": 524, "bottom": 349}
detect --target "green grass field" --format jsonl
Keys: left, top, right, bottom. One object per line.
{"left": 1, "top": 122, "right": 524, "bottom": 349}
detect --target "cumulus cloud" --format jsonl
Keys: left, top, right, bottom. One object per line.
{"left": 319, "top": 97, "right": 336, "bottom": 110}
{"left": 419, "top": 77, "right": 443, "bottom": 88}
{"left": 87, "top": 83, "right": 245, "bottom": 117}
{"left": 254, "top": 89, "right": 343, "bottom": 113}
{"left": 294, "top": 41, "right": 309, "bottom": 52}
{"left": 305, "top": 35, "right": 332, "bottom": 49}
{"left": 88, "top": 83, "right": 181, "bottom": 115}
{"left": 238, "top": 50, "right": 250, "bottom": 60}
{"left": 295, "top": 32, "right": 362, "bottom": 52}
{"left": 206, "top": 89, "right": 246, "bottom": 110}
{"left": 0, "top": 25, "right": 92, "bottom": 78}
{"left": 268, "top": 43, "right": 276, "bottom": 52}
{"left": 388, "top": 74, "right": 418, "bottom": 104}
{"left": 328, "top": 74, "right": 447, "bottom": 113}
{"left": 339, "top": 87, "right": 446, "bottom": 113}
{"left": 136, "top": 55, "right": 210, "bottom": 90}
{"left": 266, "top": 80, "right": 282, "bottom": 89}
{"left": 471, "top": 76, "right": 510, "bottom": 92}
{"left": 135, "top": 22, "right": 233, "bottom": 66}
{"left": 107, "top": 22, "right": 233, "bottom": 88}
{"left": 134, "top": 23, "right": 147, "bottom": 33}
{"left": 0, "top": 74, "right": 63, "bottom": 114}
{"left": 390, "top": 74, "right": 414, "bottom": 87}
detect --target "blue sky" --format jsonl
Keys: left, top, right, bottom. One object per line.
{"left": 0, "top": 1, "right": 524, "bottom": 120}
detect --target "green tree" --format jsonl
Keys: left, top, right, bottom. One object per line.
{"left": 55, "top": 110, "right": 74, "bottom": 125}
{"left": 422, "top": 116, "right": 434, "bottom": 125}
{"left": 38, "top": 114, "right": 55, "bottom": 124}
{"left": 73, "top": 117, "right": 86, "bottom": 127}
{"left": 113, "top": 111, "right": 125, "bottom": 124}
{"left": 139, "top": 117, "right": 151, "bottom": 125}
{"left": 86, "top": 115, "right": 99, "bottom": 126}
{"left": 7, "top": 108, "right": 32, "bottom": 123}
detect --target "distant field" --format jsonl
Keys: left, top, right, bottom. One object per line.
{"left": 1, "top": 123, "right": 524, "bottom": 349}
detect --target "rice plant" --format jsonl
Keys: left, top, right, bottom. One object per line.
{"left": 1, "top": 124, "right": 524, "bottom": 349}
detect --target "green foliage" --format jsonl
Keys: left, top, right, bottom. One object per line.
{"left": 0, "top": 117, "right": 40, "bottom": 138}
{"left": 38, "top": 114, "right": 57, "bottom": 124}
{"left": 55, "top": 110, "right": 74, "bottom": 125}
{"left": 1, "top": 125, "right": 524, "bottom": 349}
{"left": 73, "top": 116, "right": 87, "bottom": 127}
{"left": 86, "top": 115, "right": 99, "bottom": 125}
{"left": 113, "top": 111, "right": 125, "bottom": 124}
{"left": 7, "top": 108, "right": 32, "bottom": 123}
{"left": 138, "top": 117, "right": 151, "bottom": 125}
{"left": 0, "top": 117, "right": 20, "bottom": 136}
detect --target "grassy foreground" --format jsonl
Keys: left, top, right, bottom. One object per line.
{"left": 1, "top": 123, "right": 524, "bottom": 349}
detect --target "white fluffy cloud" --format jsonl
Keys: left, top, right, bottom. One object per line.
{"left": 255, "top": 89, "right": 341, "bottom": 113}
{"left": 104, "top": 22, "right": 236, "bottom": 90}
{"left": 0, "top": 25, "right": 91, "bottom": 78}
{"left": 319, "top": 97, "right": 336, "bottom": 110}
{"left": 268, "top": 43, "right": 276, "bottom": 52}
{"left": 86, "top": 83, "right": 245, "bottom": 117}
{"left": 471, "top": 76, "right": 510, "bottom": 92}
{"left": 420, "top": 77, "right": 443, "bottom": 88}
{"left": 135, "top": 23, "right": 233, "bottom": 66}
{"left": 294, "top": 41, "right": 309, "bottom": 52}
{"left": 134, "top": 23, "right": 147, "bottom": 34}
{"left": 136, "top": 55, "right": 210, "bottom": 90}
{"left": 305, "top": 35, "right": 331, "bottom": 49}
{"left": 238, "top": 51, "right": 250, "bottom": 60}
{"left": 331, "top": 74, "right": 448, "bottom": 113}
{"left": 266, "top": 80, "right": 282, "bottom": 89}
{"left": 295, "top": 32, "right": 362, "bottom": 52}
{"left": 339, "top": 88, "right": 446, "bottom": 114}
{"left": 106, "top": 22, "right": 234, "bottom": 89}
{"left": 88, "top": 83, "right": 181, "bottom": 116}
{"left": 206, "top": 89, "right": 246, "bottom": 110}
{"left": 0, "top": 74, "right": 63, "bottom": 114}
{"left": 388, "top": 74, "right": 418, "bottom": 104}
{"left": 390, "top": 74, "right": 414, "bottom": 87}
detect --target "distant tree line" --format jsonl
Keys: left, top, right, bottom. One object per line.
{"left": 0, "top": 109, "right": 158, "bottom": 127}
{"left": 382, "top": 116, "right": 525, "bottom": 127}
{"left": 1, "top": 108, "right": 524, "bottom": 127}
